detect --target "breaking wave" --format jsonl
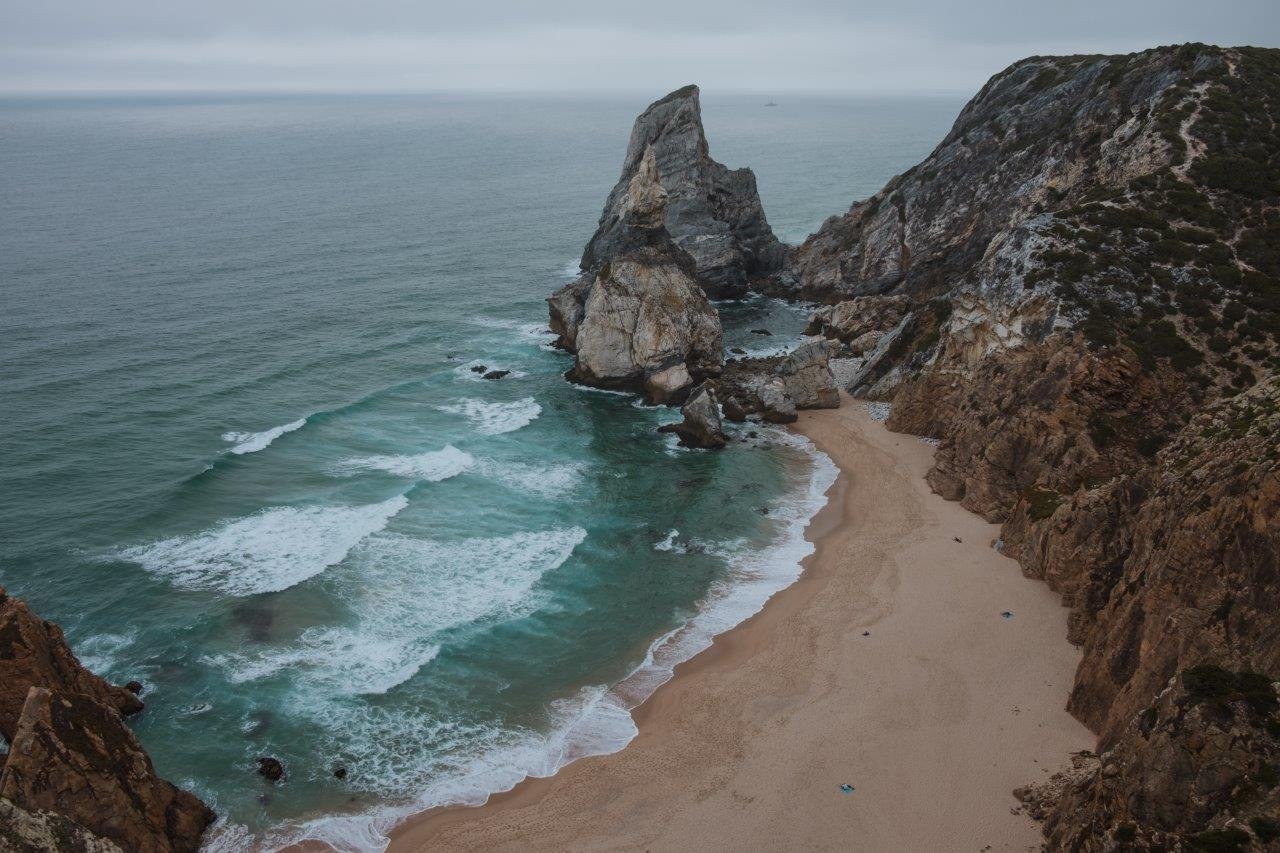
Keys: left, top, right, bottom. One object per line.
{"left": 437, "top": 397, "right": 541, "bottom": 435}
{"left": 221, "top": 417, "right": 307, "bottom": 455}
{"left": 119, "top": 495, "right": 409, "bottom": 596}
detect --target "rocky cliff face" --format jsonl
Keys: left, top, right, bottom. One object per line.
{"left": 0, "top": 587, "right": 142, "bottom": 742}
{"left": 582, "top": 85, "right": 784, "bottom": 297}
{"left": 0, "top": 588, "right": 214, "bottom": 852}
{"left": 779, "top": 43, "right": 1280, "bottom": 848}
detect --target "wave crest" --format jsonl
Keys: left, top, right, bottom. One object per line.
{"left": 119, "top": 495, "right": 409, "bottom": 596}
{"left": 221, "top": 417, "right": 307, "bottom": 455}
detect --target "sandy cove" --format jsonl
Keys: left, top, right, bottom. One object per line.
{"left": 388, "top": 396, "right": 1093, "bottom": 852}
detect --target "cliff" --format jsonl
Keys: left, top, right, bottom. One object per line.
{"left": 784, "top": 43, "right": 1280, "bottom": 847}
{"left": 0, "top": 587, "right": 214, "bottom": 851}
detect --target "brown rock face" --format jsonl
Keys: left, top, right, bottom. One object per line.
{"left": 0, "top": 797, "right": 123, "bottom": 852}
{"left": 1030, "top": 669, "right": 1280, "bottom": 849}
{"left": 1, "top": 687, "right": 215, "bottom": 853}
{"left": 0, "top": 587, "right": 143, "bottom": 742}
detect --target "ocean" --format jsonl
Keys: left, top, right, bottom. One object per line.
{"left": 0, "top": 90, "right": 961, "bottom": 849}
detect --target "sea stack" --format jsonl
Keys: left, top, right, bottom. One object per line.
{"left": 551, "top": 143, "right": 724, "bottom": 404}
{"left": 581, "top": 84, "right": 784, "bottom": 298}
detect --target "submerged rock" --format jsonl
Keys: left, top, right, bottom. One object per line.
{"left": 257, "top": 756, "right": 285, "bottom": 782}
{"left": 0, "top": 586, "right": 142, "bottom": 742}
{"left": 581, "top": 85, "right": 783, "bottom": 297}
{"left": 658, "top": 384, "right": 727, "bottom": 449}
{"left": 0, "top": 686, "right": 215, "bottom": 853}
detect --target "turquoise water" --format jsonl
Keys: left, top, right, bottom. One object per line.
{"left": 0, "top": 92, "right": 961, "bottom": 848}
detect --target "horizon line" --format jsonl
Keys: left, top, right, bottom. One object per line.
{"left": 0, "top": 85, "right": 975, "bottom": 100}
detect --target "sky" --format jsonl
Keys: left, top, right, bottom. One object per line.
{"left": 2, "top": 0, "right": 1278, "bottom": 94}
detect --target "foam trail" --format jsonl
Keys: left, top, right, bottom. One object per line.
{"left": 465, "top": 317, "right": 555, "bottom": 343}
{"left": 208, "top": 527, "right": 587, "bottom": 696}
{"left": 221, "top": 417, "right": 306, "bottom": 455}
{"left": 474, "top": 459, "right": 585, "bottom": 499}
{"left": 120, "top": 495, "right": 408, "bottom": 596}
{"left": 437, "top": 398, "right": 540, "bottom": 435}
{"left": 653, "top": 529, "right": 683, "bottom": 552}
{"left": 452, "top": 359, "right": 528, "bottom": 382}
{"left": 335, "top": 446, "right": 475, "bottom": 482}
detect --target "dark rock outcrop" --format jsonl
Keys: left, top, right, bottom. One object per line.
{"left": 581, "top": 85, "right": 783, "bottom": 297}
{"left": 257, "top": 756, "right": 285, "bottom": 782}
{"left": 1, "top": 686, "right": 215, "bottom": 853}
{"left": 0, "top": 586, "right": 142, "bottom": 742}
{"left": 1024, "top": 668, "right": 1280, "bottom": 850}
{"left": 658, "top": 384, "right": 727, "bottom": 448}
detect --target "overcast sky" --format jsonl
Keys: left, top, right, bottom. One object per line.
{"left": 2, "top": 0, "right": 1278, "bottom": 94}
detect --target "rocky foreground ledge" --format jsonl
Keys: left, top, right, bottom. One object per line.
{"left": 551, "top": 44, "right": 1280, "bottom": 848}
{"left": 0, "top": 587, "right": 214, "bottom": 852}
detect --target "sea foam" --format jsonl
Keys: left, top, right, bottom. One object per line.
{"left": 335, "top": 446, "right": 475, "bottom": 481}
{"left": 208, "top": 527, "right": 586, "bottom": 696}
{"left": 437, "top": 397, "right": 540, "bottom": 435}
{"left": 248, "top": 433, "right": 836, "bottom": 852}
{"left": 120, "top": 495, "right": 409, "bottom": 596}
{"left": 221, "top": 417, "right": 306, "bottom": 454}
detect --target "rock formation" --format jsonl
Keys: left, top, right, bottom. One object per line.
{"left": 0, "top": 586, "right": 142, "bottom": 741}
{"left": 555, "top": 46, "right": 1279, "bottom": 844}
{"left": 581, "top": 85, "right": 784, "bottom": 297}
{"left": 766, "top": 43, "right": 1280, "bottom": 847}
{"left": 712, "top": 340, "right": 840, "bottom": 422}
{"left": 775, "top": 340, "right": 841, "bottom": 409}
{"left": 2, "top": 687, "right": 215, "bottom": 853}
{"left": 0, "top": 588, "right": 214, "bottom": 852}
{"left": 658, "top": 384, "right": 727, "bottom": 448}
{"left": 551, "top": 146, "right": 724, "bottom": 404}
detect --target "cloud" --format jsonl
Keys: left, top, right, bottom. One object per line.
{"left": 1, "top": 0, "right": 1277, "bottom": 93}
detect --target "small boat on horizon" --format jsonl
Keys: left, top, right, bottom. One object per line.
{"left": 764, "top": 101, "right": 778, "bottom": 107}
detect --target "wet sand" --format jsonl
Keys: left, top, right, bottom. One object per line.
{"left": 388, "top": 398, "right": 1093, "bottom": 852}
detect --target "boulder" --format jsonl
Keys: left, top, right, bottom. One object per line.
{"left": 256, "top": 757, "right": 285, "bottom": 782}
{"left": 658, "top": 385, "right": 727, "bottom": 449}
{"left": 0, "top": 687, "right": 215, "bottom": 853}
{"left": 721, "top": 395, "right": 749, "bottom": 423}
{"left": 775, "top": 340, "right": 841, "bottom": 409}
{"left": 581, "top": 85, "right": 783, "bottom": 296}
{"left": 804, "top": 295, "right": 910, "bottom": 344}
{"left": 0, "top": 587, "right": 142, "bottom": 742}
{"left": 565, "top": 252, "right": 723, "bottom": 403}
{"left": 757, "top": 378, "right": 797, "bottom": 424}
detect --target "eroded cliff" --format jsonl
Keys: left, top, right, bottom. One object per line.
{"left": 784, "top": 43, "right": 1280, "bottom": 848}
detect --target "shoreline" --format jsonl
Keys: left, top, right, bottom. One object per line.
{"left": 386, "top": 397, "right": 1093, "bottom": 851}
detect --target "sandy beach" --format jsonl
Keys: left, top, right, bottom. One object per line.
{"left": 388, "top": 397, "right": 1094, "bottom": 852}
